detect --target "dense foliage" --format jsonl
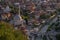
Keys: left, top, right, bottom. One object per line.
{"left": 0, "top": 21, "right": 28, "bottom": 40}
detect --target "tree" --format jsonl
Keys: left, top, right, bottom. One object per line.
{"left": 22, "top": 9, "right": 30, "bottom": 25}
{"left": 40, "top": 14, "right": 50, "bottom": 19}
{"left": 0, "top": 21, "right": 28, "bottom": 40}
{"left": 56, "top": 34, "right": 60, "bottom": 40}
{"left": 56, "top": 8, "right": 60, "bottom": 15}
{"left": 43, "top": 35, "right": 47, "bottom": 40}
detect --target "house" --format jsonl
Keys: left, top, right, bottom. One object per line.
{"left": 1, "top": 13, "right": 7, "bottom": 20}
{"left": 1, "top": 12, "right": 12, "bottom": 21}
{"left": 26, "top": 2, "right": 35, "bottom": 12}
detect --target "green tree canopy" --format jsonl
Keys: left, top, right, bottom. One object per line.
{"left": 0, "top": 21, "right": 28, "bottom": 40}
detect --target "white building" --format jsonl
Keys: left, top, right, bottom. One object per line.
{"left": 4, "top": 5, "right": 11, "bottom": 13}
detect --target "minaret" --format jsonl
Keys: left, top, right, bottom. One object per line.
{"left": 18, "top": 3, "right": 24, "bottom": 26}
{"left": 13, "top": 3, "right": 24, "bottom": 27}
